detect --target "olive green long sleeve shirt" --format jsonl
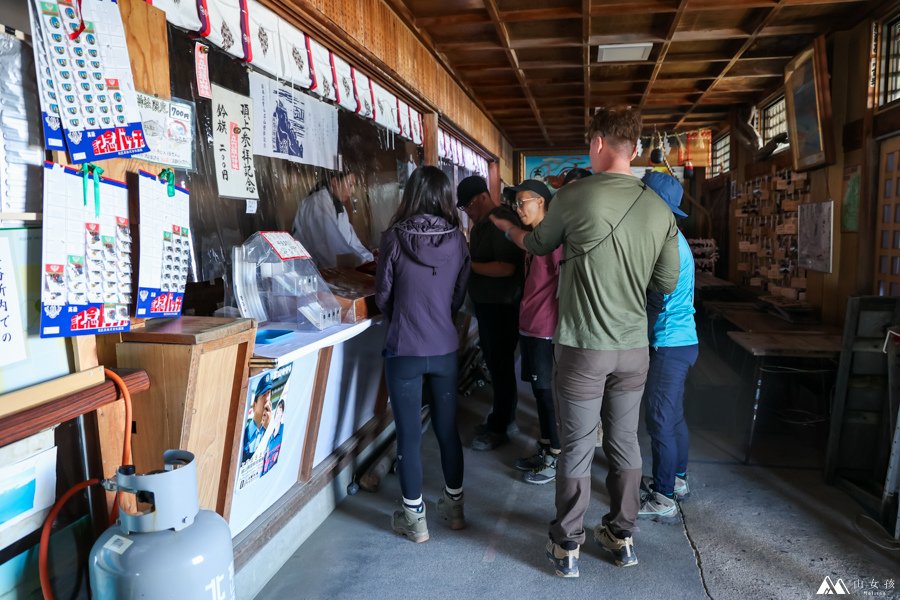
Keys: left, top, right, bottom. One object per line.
{"left": 524, "top": 172, "right": 680, "bottom": 350}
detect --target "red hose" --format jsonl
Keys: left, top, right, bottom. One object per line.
{"left": 39, "top": 369, "right": 134, "bottom": 600}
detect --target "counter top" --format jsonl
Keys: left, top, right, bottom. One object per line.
{"left": 252, "top": 318, "right": 383, "bottom": 366}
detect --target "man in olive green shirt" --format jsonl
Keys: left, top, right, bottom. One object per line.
{"left": 492, "top": 106, "right": 679, "bottom": 577}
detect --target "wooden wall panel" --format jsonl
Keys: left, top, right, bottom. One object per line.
{"left": 269, "top": 0, "right": 508, "bottom": 160}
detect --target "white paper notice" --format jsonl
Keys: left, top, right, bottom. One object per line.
{"left": 246, "top": 199, "right": 258, "bottom": 214}
{"left": 261, "top": 232, "right": 310, "bottom": 260}
{"left": 135, "top": 94, "right": 195, "bottom": 170}
{"left": 0, "top": 238, "right": 26, "bottom": 367}
{"left": 211, "top": 84, "right": 259, "bottom": 199}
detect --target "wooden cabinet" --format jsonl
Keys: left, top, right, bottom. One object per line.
{"left": 116, "top": 317, "right": 256, "bottom": 517}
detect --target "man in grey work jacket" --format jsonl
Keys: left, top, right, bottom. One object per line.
{"left": 491, "top": 106, "right": 680, "bottom": 578}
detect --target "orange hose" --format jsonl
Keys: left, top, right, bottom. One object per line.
{"left": 39, "top": 369, "right": 134, "bottom": 600}
{"left": 38, "top": 479, "right": 100, "bottom": 599}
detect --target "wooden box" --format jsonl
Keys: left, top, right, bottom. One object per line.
{"left": 115, "top": 317, "right": 256, "bottom": 517}
{"left": 320, "top": 268, "right": 380, "bottom": 323}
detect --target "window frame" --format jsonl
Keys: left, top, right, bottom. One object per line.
{"left": 711, "top": 131, "right": 731, "bottom": 176}
{"left": 759, "top": 94, "right": 790, "bottom": 154}
{"left": 878, "top": 10, "right": 900, "bottom": 110}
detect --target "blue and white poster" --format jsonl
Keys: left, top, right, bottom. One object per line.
{"left": 249, "top": 71, "right": 338, "bottom": 170}
{"left": 39, "top": 162, "right": 132, "bottom": 338}
{"left": 136, "top": 171, "right": 190, "bottom": 318}
{"left": 28, "top": 0, "right": 148, "bottom": 164}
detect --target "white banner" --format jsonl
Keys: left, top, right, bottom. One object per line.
{"left": 245, "top": 0, "right": 282, "bottom": 77}
{"left": 211, "top": 84, "right": 259, "bottom": 199}
{"left": 249, "top": 71, "right": 338, "bottom": 170}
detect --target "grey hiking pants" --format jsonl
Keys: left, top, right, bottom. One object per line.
{"left": 549, "top": 345, "right": 649, "bottom": 545}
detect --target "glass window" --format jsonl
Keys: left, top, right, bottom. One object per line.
{"left": 711, "top": 133, "right": 730, "bottom": 176}
{"left": 883, "top": 14, "right": 900, "bottom": 106}
{"left": 761, "top": 96, "right": 789, "bottom": 153}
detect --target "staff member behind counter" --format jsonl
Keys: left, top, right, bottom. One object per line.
{"left": 292, "top": 170, "right": 374, "bottom": 268}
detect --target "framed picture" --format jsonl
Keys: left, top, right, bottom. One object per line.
{"left": 783, "top": 36, "right": 835, "bottom": 172}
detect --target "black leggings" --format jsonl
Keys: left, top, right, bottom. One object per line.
{"left": 385, "top": 352, "right": 464, "bottom": 499}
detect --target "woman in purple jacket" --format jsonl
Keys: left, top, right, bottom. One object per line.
{"left": 375, "top": 166, "right": 471, "bottom": 543}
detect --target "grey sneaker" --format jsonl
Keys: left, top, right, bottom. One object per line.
{"left": 545, "top": 541, "right": 579, "bottom": 578}
{"left": 437, "top": 491, "right": 466, "bottom": 530}
{"left": 392, "top": 506, "right": 429, "bottom": 543}
{"left": 515, "top": 445, "right": 548, "bottom": 471}
{"left": 674, "top": 476, "right": 690, "bottom": 500}
{"left": 594, "top": 525, "right": 638, "bottom": 567}
{"left": 471, "top": 430, "right": 508, "bottom": 451}
{"left": 638, "top": 490, "right": 679, "bottom": 524}
{"left": 641, "top": 475, "right": 690, "bottom": 501}
{"left": 523, "top": 452, "right": 557, "bottom": 485}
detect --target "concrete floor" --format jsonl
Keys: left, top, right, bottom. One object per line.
{"left": 257, "top": 342, "right": 900, "bottom": 600}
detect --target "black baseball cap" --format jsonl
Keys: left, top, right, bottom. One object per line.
{"left": 456, "top": 175, "right": 489, "bottom": 208}
{"left": 508, "top": 179, "right": 552, "bottom": 204}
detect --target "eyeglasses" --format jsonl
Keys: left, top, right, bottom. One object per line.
{"left": 514, "top": 196, "right": 541, "bottom": 209}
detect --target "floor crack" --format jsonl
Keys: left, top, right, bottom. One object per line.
{"left": 680, "top": 504, "right": 715, "bottom": 600}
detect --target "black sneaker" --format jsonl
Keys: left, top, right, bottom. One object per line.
{"left": 514, "top": 444, "right": 548, "bottom": 471}
{"left": 545, "top": 540, "right": 579, "bottom": 577}
{"left": 594, "top": 525, "right": 638, "bottom": 567}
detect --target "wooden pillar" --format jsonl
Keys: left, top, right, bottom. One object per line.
{"left": 489, "top": 161, "right": 501, "bottom": 204}
{"left": 422, "top": 112, "right": 439, "bottom": 166}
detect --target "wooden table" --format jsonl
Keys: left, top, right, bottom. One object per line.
{"left": 720, "top": 309, "right": 840, "bottom": 335}
{"left": 694, "top": 272, "right": 735, "bottom": 291}
{"left": 727, "top": 331, "right": 842, "bottom": 463}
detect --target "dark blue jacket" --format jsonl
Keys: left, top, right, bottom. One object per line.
{"left": 375, "top": 214, "right": 470, "bottom": 357}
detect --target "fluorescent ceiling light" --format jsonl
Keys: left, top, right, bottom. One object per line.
{"left": 596, "top": 43, "right": 653, "bottom": 62}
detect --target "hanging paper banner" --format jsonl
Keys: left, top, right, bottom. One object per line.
{"left": 372, "top": 80, "right": 399, "bottom": 134}
{"left": 245, "top": 0, "right": 282, "bottom": 77}
{"left": 28, "top": 0, "right": 149, "bottom": 163}
{"left": 211, "top": 84, "right": 259, "bottom": 199}
{"left": 277, "top": 22, "right": 312, "bottom": 89}
{"left": 151, "top": 0, "right": 202, "bottom": 31}
{"left": 135, "top": 93, "right": 195, "bottom": 170}
{"left": 136, "top": 171, "right": 190, "bottom": 318}
{"left": 40, "top": 162, "right": 132, "bottom": 338}
{"left": 249, "top": 71, "right": 339, "bottom": 170}
{"left": 352, "top": 68, "right": 374, "bottom": 119}
{"left": 308, "top": 39, "right": 336, "bottom": 102}
{"left": 332, "top": 54, "right": 356, "bottom": 113}
{"left": 409, "top": 107, "right": 423, "bottom": 145}
{"left": 203, "top": 0, "right": 245, "bottom": 59}
{"left": 397, "top": 99, "right": 411, "bottom": 140}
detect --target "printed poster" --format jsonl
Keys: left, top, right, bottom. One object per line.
{"left": 28, "top": 0, "right": 148, "bottom": 163}
{"left": 229, "top": 356, "right": 315, "bottom": 537}
{"left": 136, "top": 171, "right": 190, "bottom": 318}
{"left": 0, "top": 238, "right": 27, "bottom": 367}
{"left": 248, "top": 71, "right": 339, "bottom": 170}
{"left": 135, "top": 94, "right": 195, "bottom": 171}
{"left": 39, "top": 161, "right": 132, "bottom": 338}
{"left": 211, "top": 84, "right": 259, "bottom": 199}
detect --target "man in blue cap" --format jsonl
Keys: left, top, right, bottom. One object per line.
{"left": 637, "top": 171, "right": 699, "bottom": 523}
{"left": 243, "top": 373, "right": 273, "bottom": 463}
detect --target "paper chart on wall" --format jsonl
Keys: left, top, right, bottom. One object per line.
{"left": 39, "top": 162, "right": 131, "bottom": 338}
{"left": 211, "top": 84, "right": 259, "bottom": 199}
{"left": 136, "top": 171, "right": 190, "bottom": 318}
{"left": 135, "top": 93, "right": 195, "bottom": 171}
{"left": 249, "top": 71, "right": 339, "bottom": 170}
{"left": 28, "top": 0, "right": 148, "bottom": 163}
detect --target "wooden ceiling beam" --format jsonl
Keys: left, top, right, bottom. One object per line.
{"left": 640, "top": 0, "right": 690, "bottom": 107}
{"left": 483, "top": 0, "right": 552, "bottom": 146}
{"left": 590, "top": 0, "right": 677, "bottom": 16}
{"left": 676, "top": 0, "right": 790, "bottom": 128}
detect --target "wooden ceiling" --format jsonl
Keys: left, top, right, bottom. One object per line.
{"left": 386, "top": 0, "right": 886, "bottom": 149}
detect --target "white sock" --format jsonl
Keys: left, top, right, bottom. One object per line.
{"left": 445, "top": 486, "right": 463, "bottom": 500}
{"left": 402, "top": 495, "right": 424, "bottom": 512}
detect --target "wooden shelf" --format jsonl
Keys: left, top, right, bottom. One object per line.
{"left": 0, "top": 369, "right": 149, "bottom": 449}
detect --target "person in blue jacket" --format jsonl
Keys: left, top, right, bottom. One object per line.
{"left": 637, "top": 172, "right": 699, "bottom": 523}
